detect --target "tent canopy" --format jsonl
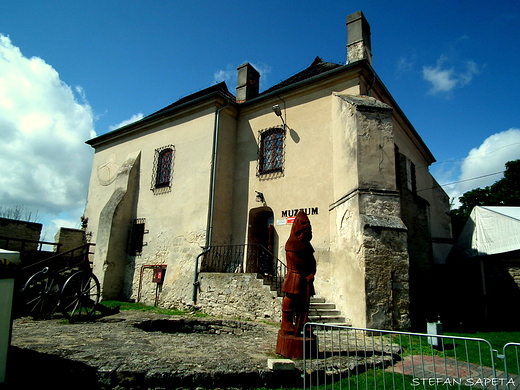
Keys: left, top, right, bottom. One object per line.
{"left": 0, "top": 249, "right": 20, "bottom": 265}
{"left": 453, "top": 206, "right": 520, "bottom": 259}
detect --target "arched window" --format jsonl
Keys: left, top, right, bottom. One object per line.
{"left": 151, "top": 145, "right": 175, "bottom": 193}
{"left": 156, "top": 148, "right": 173, "bottom": 187}
{"left": 258, "top": 127, "right": 285, "bottom": 176}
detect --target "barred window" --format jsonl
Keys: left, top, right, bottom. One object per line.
{"left": 258, "top": 127, "right": 285, "bottom": 176}
{"left": 151, "top": 145, "right": 175, "bottom": 194}
{"left": 156, "top": 148, "right": 173, "bottom": 187}
{"left": 129, "top": 218, "right": 146, "bottom": 255}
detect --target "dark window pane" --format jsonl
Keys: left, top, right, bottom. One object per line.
{"left": 156, "top": 149, "right": 172, "bottom": 187}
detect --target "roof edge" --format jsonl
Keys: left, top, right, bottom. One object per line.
{"left": 86, "top": 84, "right": 235, "bottom": 147}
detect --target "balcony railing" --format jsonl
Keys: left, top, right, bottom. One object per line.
{"left": 200, "top": 244, "right": 286, "bottom": 295}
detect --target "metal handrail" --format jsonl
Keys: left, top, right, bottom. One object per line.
{"left": 200, "top": 243, "right": 286, "bottom": 295}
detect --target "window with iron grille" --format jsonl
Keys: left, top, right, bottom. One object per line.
{"left": 258, "top": 127, "right": 285, "bottom": 177}
{"left": 129, "top": 218, "right": 146, "bottom": 255}
{"left": 151, "top": 145, "right": 175, "bottom": 194}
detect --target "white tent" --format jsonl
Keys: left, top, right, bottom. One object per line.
{"left": 0, "top": 249, "right": 21, "bottom": 265}
{"left": 454, "top": 206, "right": 520, "bottom": 259}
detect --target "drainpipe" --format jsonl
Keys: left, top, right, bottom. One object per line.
{"left": 192, "top": 99, "right": 229, "bottom": 306}
{"left": 206, "top": 99, "right": 230, "bottom": 248}
{"left": 192, "top": 247, "right": 210, "bottom": 305}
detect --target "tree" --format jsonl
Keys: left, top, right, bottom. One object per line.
{"left": 450, "top": 159, "right": 520, "bottom": 238}
{"left": 0, "top": 205, "right": 42, "bottom": 223}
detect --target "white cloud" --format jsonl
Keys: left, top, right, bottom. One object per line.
{"left": 214, "top": 67, "right": 235, "bottom": 83}
{"left": 109, "top": 113, "right": 144, "bottom": 131}
{"left": 396, "top": 56, "right": 414, "bottom": 74}
{"left": 422, "top": 56, "right": 479, "bottom": 94}
{"left": 0, "top": 35, "right": 95, "bottom": 233}
{"left": 441, "top": 128, "right": 520, "bottom": 205}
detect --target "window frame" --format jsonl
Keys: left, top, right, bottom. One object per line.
{"left": 257, "top": 127, "right": 285, "bottom": 178}
{"left": 129, "top": 218, "right": 147, "bottom": 256}
{"left": 151, "top": 145, "right": 175, "bottom": 194}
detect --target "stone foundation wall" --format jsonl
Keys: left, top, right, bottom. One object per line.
{"left": 0, "top": 217, "right": 42, "bottom": 251}
{"left": 54, "top": 227, "right": 85, "bottom": 253}
{"left": 507, "top": 266, "right": 520, "bottom": 288}
{"left": 196, "top": 273, "right": 282, "bottom": 323}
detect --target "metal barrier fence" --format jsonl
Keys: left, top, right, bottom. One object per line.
{"left": 503, "top": 343, "right": 520, "bottom": 390}
{"left": 303, "top": 323, "right": 519, "bottom": 390}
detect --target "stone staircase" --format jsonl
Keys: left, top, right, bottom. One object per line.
{"left": 308, "top": 297, "right": 350, "bottom": 325}
{"left": 257, "top": 275, "right": 350, "bottom": 326}
{"left": 258, "top": 274, "right": 284, "bottom": 297}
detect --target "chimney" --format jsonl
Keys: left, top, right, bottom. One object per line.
{"left": 236, "top": 63, "right": 260, "bottom": 103}
{"left": 346, "top": 11, "right": 372, "bottom": 65}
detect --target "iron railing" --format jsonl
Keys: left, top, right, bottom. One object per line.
{"left": 200, "top": 244, "right": 286, "bottom": 295}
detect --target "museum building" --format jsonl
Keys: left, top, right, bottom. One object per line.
{"left": 83, "top": 11, "right": 452, "bottom": 330}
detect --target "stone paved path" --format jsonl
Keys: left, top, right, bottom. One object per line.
{"left": 390, "top": 355, "right": 519, "bottom": 390}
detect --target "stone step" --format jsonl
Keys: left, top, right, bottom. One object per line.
{"left": 308, "top": 315, "right": 348, "bottom": 324}
{"left": 260, "top": 282, "right": 283, "bottom": 297}
{"left": 309, "top": 309, "right": 343, "bottom": 317}
{"left": 261, "top": 275, "right": 284, "bottom": 285}
{"left": 309, "top": 302, "right": 335, "bottom": 310}
{"left": 308, "top": 297, "right": 350, "bottom": 325}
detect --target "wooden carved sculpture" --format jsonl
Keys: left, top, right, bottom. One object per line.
{"left": 276, "top": 211, "right": 317, "bottom": 358}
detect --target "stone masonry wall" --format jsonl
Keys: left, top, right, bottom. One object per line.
{"left": 196, "top": 273, "right": 282, "bottom": 323}
{"left": 0, "top": 217, "right": 42, "bottom": 251}
{"left": 54, "top": 227, "right": 86, "bottom": 253}
{"left": 507, "top": 265, "right": 520, "bottom": 289}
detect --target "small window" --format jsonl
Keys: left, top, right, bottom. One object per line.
{"left": 151, "top": 145, "right": 175, "bottom": 194}
{"left": 129, "top": 218, "right": 146, "bottom": 255}
{"left": 407, "top": 159, "right": 417, "bottom": 194}
{"left": 156, "top": 148, "right": 173, "bottom": 187}
{"left": 258, "top": 127, "right": 285, "bottom": 177}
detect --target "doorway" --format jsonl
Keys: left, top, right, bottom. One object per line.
{"left": 247, "top": 207, "right": 276, "bottom": 273}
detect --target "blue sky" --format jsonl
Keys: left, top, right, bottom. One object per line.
{"left": 1, "top": 0, "right": 519, "bottom": 239}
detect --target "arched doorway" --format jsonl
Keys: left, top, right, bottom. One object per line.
{"left": 247, "top": 207, "right": 276, "bottom": 273}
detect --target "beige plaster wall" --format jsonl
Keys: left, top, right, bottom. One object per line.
{"left": 231, "top": 79, "right": 360, "bottom": 263}
{"left": 84, "top": 104, "right": 222, "bottom": 304}
{"left": 83, "top": 66, "right": 451, "bottom": 329}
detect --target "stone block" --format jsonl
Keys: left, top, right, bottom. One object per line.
{"left": 267, "top": 358, "right": 295, "bottom": 371}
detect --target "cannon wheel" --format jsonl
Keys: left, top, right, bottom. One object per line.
{"left": 21, "top": 268, "right": 60, "bottom": 319}
{"left": 60, "top": 270, "right": 100, "bottom": 321}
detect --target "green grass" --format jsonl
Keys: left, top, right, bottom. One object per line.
{"left": 391, "top": 331, "right": 520, "bottom": 375}
{"left": 251, "top": 370, "right": 475, "bottom": 390}
{"left": 93, "top": 304, "right": 520, "bottom": 388}
{"left": 99, "top": 300, "right": 208, "bottom": 317}
{"left": 445, "top": 331, "right": 520, "bottom": 374}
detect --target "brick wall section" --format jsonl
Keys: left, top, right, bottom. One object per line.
{"left": 196, "top": 273, "right": 282, "bottom": 323}
{"left": 506, "top": 265, "right": 520, "bottom": 289}
{"left": 0, "top": 217, "right": 42, "bottom": 251}
{"left": 54, "top": 227, "right": 86, "bottom": 252}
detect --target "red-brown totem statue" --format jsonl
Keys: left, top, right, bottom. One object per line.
{"left": 276, "top": 211, "right": 317, "bottom": 358}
